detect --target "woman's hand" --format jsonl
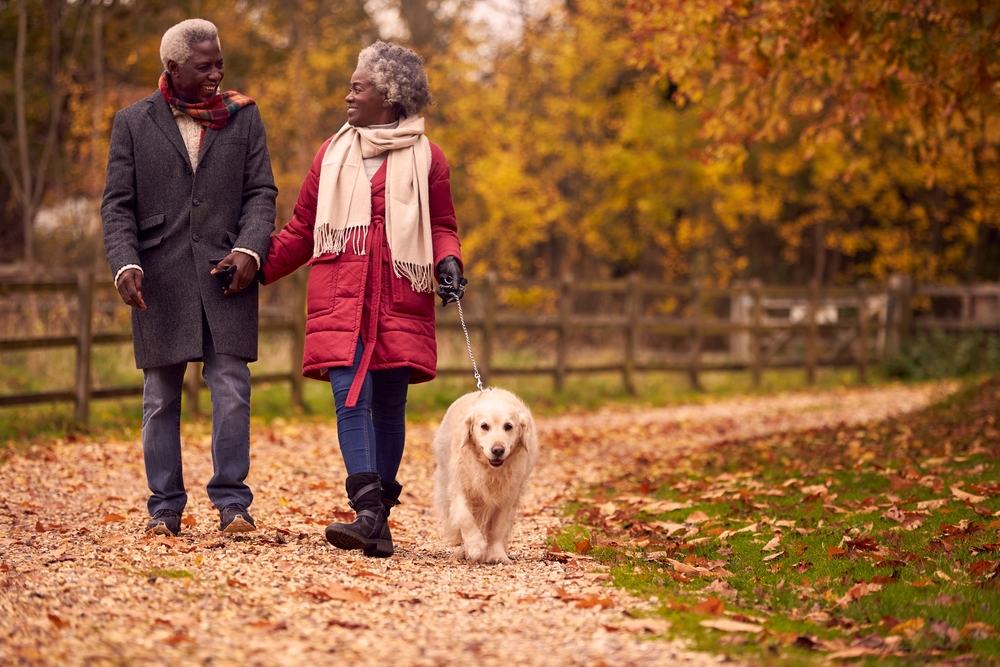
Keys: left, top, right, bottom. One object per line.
{"left": 436, "top": 255, "right": 467, "bottom": 306}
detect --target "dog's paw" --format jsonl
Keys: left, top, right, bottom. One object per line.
{"left": 449, "top": 545, "right": 466, "bottom": 560}
{"left": 463, "top": 542, "right": 487, "bottom": 563}
{"left": 485, "top": 544, "right": 511, "bottom": 564}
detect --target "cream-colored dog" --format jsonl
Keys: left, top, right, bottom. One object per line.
{"left": 433, "top": 388, "right": 538, "bottom": 563}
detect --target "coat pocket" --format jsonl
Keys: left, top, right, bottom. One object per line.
{"left": 137, "top": 213, "right": 165, "bottom": 252}
{"left": 138, "top": 235, "right": 164, "bottom": 252}
{"left": 138, "top": 213, "right": 164, "bottom": 231}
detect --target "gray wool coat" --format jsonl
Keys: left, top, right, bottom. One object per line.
{"left": 101, "top": 91, "right": 277, "bottom": 369}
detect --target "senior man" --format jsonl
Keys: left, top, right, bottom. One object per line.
{"left": 101, "top": 18, "right": 276, "bottom": 536}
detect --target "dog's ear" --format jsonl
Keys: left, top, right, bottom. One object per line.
{"left": 464, "top": 412, "right": 478, "bottom": 448}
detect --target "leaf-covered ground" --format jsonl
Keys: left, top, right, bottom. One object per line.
{"left": 557, "top": 377, "right": 1000, "bottom": 665}
{"left": 0, "top": 381, "right": 955, "bottom": 665}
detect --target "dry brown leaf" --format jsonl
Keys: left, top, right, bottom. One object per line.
{"left": 693, "top": 596, "right": 725, "bottom": 616}
{"left": 951, "top": 485, "right": 987, "bottom": 504}
{"left": 761, "top": 536, "right": 781, "bottom": 552}
{"left": 101, "top": 514, "right": 126, "bottom": 523}
{"left": 685, "top": 510, "right": 710, "bottom": 524}
{"left": 47, "top": 613, "right": 69, "bottom": 629}
{"left": 836, "top": 582, "right": 882, "bottom": 607}
{"left": 303, "top": 584, "right": 370, "bottom": 603}
{"left": 699, "top": 619, "right": 764, "bottom": 633}
{"left": 762, "top": 550, "right": 785, "bottom": 562}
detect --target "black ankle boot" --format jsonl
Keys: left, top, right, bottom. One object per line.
{"left": 325, "top": 473, "right": 390, "bottom": 556}
{"left": 362, "top": 479, "right": 402, "bottom": 558}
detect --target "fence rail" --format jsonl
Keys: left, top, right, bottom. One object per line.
{"left": 2, "top": 269, "right": 999, "bottom": 423}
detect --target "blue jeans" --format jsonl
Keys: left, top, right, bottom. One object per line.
{"left": 141, "top": 322, "right": 252, "bottom": 516}
{"left": 329, "top": 339, "right": 410, "bottom": 482}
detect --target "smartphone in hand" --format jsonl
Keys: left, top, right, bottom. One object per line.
{"left": 208, "top": 257, "right": 237, "bottom": 289}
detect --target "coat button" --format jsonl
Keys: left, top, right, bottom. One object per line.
{"left": 192, "top": 233, "right": 201, "bottom": 242}
{"left": 193, "top": 198, "right": 201, "bottom": 206}
{"left": 185, "top": 167, "right": 192, "bottom": 175}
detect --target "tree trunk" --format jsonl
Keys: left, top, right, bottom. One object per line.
{"left": 15, "top": 0, "right": 34, "bottom": 267}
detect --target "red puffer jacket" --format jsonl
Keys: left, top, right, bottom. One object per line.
{"left": 262, "top": 137, "right": 462, "bottom": 406}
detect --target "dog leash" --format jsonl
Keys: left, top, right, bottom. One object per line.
{"left": 455, "top": 298, "right": 484, "bottom": 392}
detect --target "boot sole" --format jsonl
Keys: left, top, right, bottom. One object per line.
{"left": 221, "top": 516, "right": 256, "bottom": 534}
{"left": 146, "top": 522, "right": 178, "bottom": 537}
{"left": 325, "top": 524, "right": 393, "bottom": 557}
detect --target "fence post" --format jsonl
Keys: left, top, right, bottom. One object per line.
{"left": 555, "top": 274, "right": 572, "bottom": 392}
{"left": 750, "top": 279, "right": 762, "bottom": 388}
{"left": 290, "top": 269, "right": 307, "bottom": 411}
{"left": 481, "top": 271, "right": 497, "bottom": 387}
{"left": 74, "top": 269, "right": 94, "bottom": 423}
{"left": 623, "top": 273, "right": 639, "bottom": 395}
{"left": 857, "top": 280, "right": 869, "bottom": 384}
{"left": 688, "top": 281, "right": 703, "bottom": 391}
{"left": 806, "top": 279, "right": 819, "bottom": 385}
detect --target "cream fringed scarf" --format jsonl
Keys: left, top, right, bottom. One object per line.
{"left": 313, "top": 115, "right": 434, "bottom": 292}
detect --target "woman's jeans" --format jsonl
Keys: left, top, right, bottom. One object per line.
{"left": 141, "top": 323, "right": 252, "bottom": 516}
{"left": 329, "top": 339, "right": 410, "bottom": 483}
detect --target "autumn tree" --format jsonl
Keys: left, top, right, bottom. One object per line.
{"left": 627, "top": 0, "right": 1000, "bottom": 283}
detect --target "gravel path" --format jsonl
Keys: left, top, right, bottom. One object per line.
{"left": 0, "top": 381, "right": 954, "bottom": 666}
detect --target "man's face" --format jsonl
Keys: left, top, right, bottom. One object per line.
{"left": 168, "top": 39, "right": 224, "bottom": 104}
{"left": 346, "top": 69, "right": 397, "bottom": 127}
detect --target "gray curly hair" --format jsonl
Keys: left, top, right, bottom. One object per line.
{"left": 159, "top": 19, "right": 220, "bottom": 70}
{"left": 357, "top": 41, "right": 433, "bottom": 118}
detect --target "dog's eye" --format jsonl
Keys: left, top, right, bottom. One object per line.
{"left": 480, "top": 423, "right": 489, "bottom": 431}
{"left": 504, "top": 423, "right": 513, "bottom": 431}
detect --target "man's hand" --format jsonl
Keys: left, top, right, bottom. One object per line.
{"left": 212, "top": 252, "right": 257, "bottom": 295}
{"left": 117, "top": 268, "right": 146, "bottom": 310}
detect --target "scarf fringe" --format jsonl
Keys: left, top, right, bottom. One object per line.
{"left": 393, "top": 261, "right": 434, "bottom": 293}
{"left": 313, "top": 224, "right": 370, "bottom": 258}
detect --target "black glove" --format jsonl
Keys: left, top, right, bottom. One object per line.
{"left": 435, "top": 255, "right": 467, "bottom": 306}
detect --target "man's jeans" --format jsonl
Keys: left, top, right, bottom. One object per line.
{"left": 329, "top": 339, "right": 410, "bottom": 483}
{"left": 141, "top": 325, "right": 252, "bottom": 516}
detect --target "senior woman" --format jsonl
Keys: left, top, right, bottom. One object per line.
{"left": 262, "top": 41, "right": 465, "bottom": 558}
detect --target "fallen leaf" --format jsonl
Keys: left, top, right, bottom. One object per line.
{"left": 761, "top": 536, "right": 781, "bottom": 552}
{"left": 303, "top": 584, "right": 370, "bottom": 603}
{"left": 102, "top": 514, "right": 126, "bottom": 524}
{"left": 762, "top": 550, "right": 785, "bottom": 562}
{"left": 574, "top": 594, "right": 613, "bottom": 609}
{"left": 889, "top": 618, "right": 925, "bottom": 638}
{"left": 951, "top": 486, "right": 987, "bottom": 504}
{"left": 837, "top": 582, "right": 882, "bottom": 607}
{"left": 181, "top": 516, "right": 197, "bottom": 527}
{"left": 328, "top": 618, "right": 368, "bottom": 629}
{"left": 47, "top": 613, "right": 69, "bottom": 629}
{"left": 686, "top": 510, "right": 710, "bottom": 524}
{"left": 693, "top": 596, "right": 725, "bottom": 615}
{"left": 700, "top": 619, "right": 764, "bottom": 633}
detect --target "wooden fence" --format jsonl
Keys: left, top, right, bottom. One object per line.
{"left": 2, "top": 269, "right": 999, "bottom": 423}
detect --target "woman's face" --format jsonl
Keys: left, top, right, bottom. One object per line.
{"left": 346, "top": 69, "right": 397, "bottom": 127}
{"left": 168, "top": 39, "right": 224, "bottom": 104}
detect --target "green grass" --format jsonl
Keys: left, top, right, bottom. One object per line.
{"left": 553, "top": 377, "right": 1000, "bottom": 664}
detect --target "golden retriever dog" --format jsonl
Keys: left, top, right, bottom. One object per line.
{"left": 432, "top": 388, "right": 538, "bottom": 564}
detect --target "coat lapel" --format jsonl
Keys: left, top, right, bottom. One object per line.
{"left": 146, "top": 93, "right": 193, "bottom": 169}
{"left": 199, "top": 126, "right": 220, "bottom": 163}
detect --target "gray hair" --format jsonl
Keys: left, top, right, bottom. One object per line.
{"left": 159, "top": 19, "right": 220, "bottom": 70}
{"left": 357, "top": 41, "right": 433, "bottom": 118}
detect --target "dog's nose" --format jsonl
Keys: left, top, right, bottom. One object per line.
{"left": 491, "top": 445, "right": 506, "bottom": 458}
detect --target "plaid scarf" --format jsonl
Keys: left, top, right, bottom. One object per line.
{"left": 158, "top": 72, "right": 255, "bottom": 131}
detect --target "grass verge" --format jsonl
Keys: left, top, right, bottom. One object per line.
{"left": 552, "top": 377, "right": 1000, "bottom": 665}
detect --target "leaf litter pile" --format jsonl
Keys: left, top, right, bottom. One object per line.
{"left": 0, "top": 380, "right": 964, "bottom": 665}
{"left": 557, "top": 378, "right": 1000, "bottom": 664}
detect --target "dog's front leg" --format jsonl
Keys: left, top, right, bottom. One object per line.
{"left": 452, "top": 492, "right": 487, "bottom": 562}
{"left": 484, "top": 501, "right": 519, "bottom": 564}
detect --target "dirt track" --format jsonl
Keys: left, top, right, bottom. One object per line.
{"left": 0, "top": 381, "right": 954, "bottom": 666}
